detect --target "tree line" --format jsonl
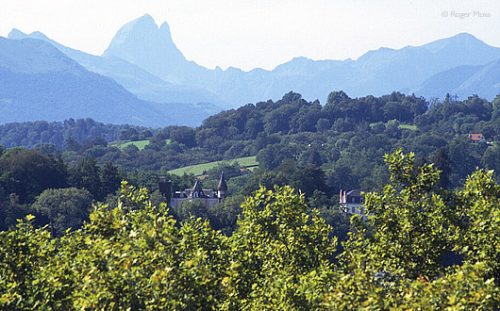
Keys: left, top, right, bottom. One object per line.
{"left": 0, "top": 150, "right": 497, "bottom": 309}
{"left": 1, "top": 91, "right": 499, "bottom": 236}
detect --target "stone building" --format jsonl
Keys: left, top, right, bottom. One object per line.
{"left": 159, "top": 172, "right": 228, "bottom": 208}
{"left": 339, "top": 189, "right": 366, "bottom": 217}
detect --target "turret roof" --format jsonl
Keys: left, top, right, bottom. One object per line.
{"left": 190, "top": 179, "right": 207, "bottom": 198}
{"left": 217, "top": 172, "right": 228, "bottom": 191}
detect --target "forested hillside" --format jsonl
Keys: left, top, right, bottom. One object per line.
{"left": 0, "top": 90, "right": 499, "bottom": 308}
{"left": 1, "top": 90, "right": 498, "bottom": 234}
{"left": 0, "top": 118, "right": 148, "bottom": 149}
{"left": 3, "top": 90, "right": 497, "bottom": 185}
{"left": 2, "top": 91, "right": 499, "bottom": 179}
{"left": 0, "top": 150, "right": 498, "bottom": 309}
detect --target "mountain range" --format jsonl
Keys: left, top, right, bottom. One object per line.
{"left": 0, "top": 37, "right": 173, "bottom": 126}
{"left": 1, "top": 14, "right": 499, "bottom": 127}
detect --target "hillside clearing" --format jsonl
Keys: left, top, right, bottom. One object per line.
{"left": 168, "top": 156, "right": 258, "bottom": 176}
{"left": 111, "top": 139, "right": 171, "bottom": 150}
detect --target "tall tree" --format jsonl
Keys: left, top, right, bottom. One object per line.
{"left": 69, "top": 157, "right": 102, "bottom": 199}
{"left": 100, "top": 162, "right": 122, "bottom": 197}
{"left": 32, "top": 188, "right": 93, "bottom": 236}
{"left": 0, "top": 149, "right": 67, "bottom": 203}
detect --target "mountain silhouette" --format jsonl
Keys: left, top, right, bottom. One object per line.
{"left": 103, "top": 16, "right": 500, "bottom": 103}
{"left": 8, "top": 28, "right": 225, "bottom": 109}
{"left": 2, "top": 15, "right": 500, "bottom": 127}
{"left": 0, "top": 37, "right": 214, "bottom": 126}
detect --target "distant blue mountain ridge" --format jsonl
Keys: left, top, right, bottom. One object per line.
{"left": 7, "top": 29, "right": 225, "bottom": 110}
{"left": 0, "top": 36, "right": 222, "bottom": 126}
{"left": 98, "top": 15, "right": 500, "bottom": 103}
{"left": 2, "top": 14, "right": 500, "bottom": 127}
{"left": 0, "top": 37, "right": 172, "bottom": 126}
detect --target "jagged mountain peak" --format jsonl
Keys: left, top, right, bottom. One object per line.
{"left": 452, "top": 32, "right": 480, "bottom": 40}
{"left": 159, "top": 22, "right": 172, "bottom": 36}
{"left": 7, "top": 28, "right": 26, "bottom": 39}
{"left": 355, "top": 46, "right": 396, "bottom": 63}
{"left": 125, "top": 14, "right": 157, "bottom": 29}
{"left": 104, "top": 15, "right": 159, "bottom": 49}
{"left": 9, "top": 29, "right": 53, "bottom": 44}
{"left": 0, "top": 37, "right": 82, "bottom": 74}
{"left": 9, "top": 28, "right": 61, "bottom": 42}
{"left": 5, "top": 27, "right": 226, "bottom": 110}
{"left": 29, "top": 31, "right": 49, "bottom": 40}
{"left": 137, "top": 13, "right": 154, "bottom": 22}
{"left": 103, "top": 14, "right": 190, "bottom": 81}
{"left": 423, "top": 32, "right": 490, "bottom": 53}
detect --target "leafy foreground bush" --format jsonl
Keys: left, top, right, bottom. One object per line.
{"left": 0, "top": 150, "right": 498, "bottom": 310}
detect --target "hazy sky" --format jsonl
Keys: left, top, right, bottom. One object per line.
{"left": 1, "top": 0, "right": 499, "bottom": 70}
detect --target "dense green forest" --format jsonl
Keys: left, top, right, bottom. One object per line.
{"left": 1, "top": 91, "right": 498, "bottom": 181}
{"left": 0, "top": 91, "right": 499, "bottom": 234}
{"left": 0, "top": 150, "right": 498, "bottom": 309}
{"left": 0, "top": 91, "right": 499, "bottom": 308}
{"left": 0, "top": 118, "right": 150, "bottom": 149}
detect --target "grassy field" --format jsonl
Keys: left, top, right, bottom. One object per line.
{"left": 111, "top": 139, "right": 171, "bottom": 150}
{"left": 168, "top": 156, "right": 258, "bottom": 176}
{"left": 111, "top": 140, "right": 150, "bottom": 150}
{"left": 398, "top": 124, "right": 418, "bottom": 131}
{"left": 369, "top": 122, "right": 418, "bottom": 131}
